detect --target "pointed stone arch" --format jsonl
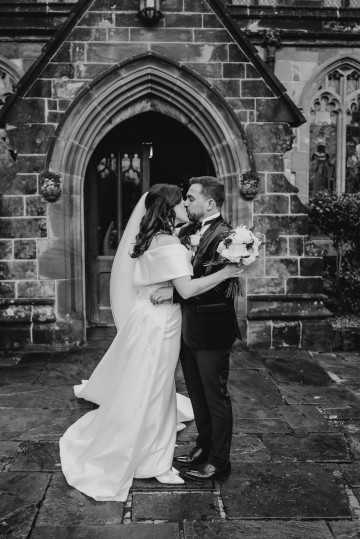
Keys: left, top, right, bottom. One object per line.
{"left": 44, "top": 52, "right": 254, "bottom": 335}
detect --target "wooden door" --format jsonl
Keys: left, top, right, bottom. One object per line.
{"left": 86, "top": 145, "right": 150, "bottom": 325}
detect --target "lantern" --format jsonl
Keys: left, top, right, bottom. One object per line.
{"left": 138, "top": 0, "right": 163, "bottom": 26}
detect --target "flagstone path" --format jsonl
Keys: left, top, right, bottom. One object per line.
{"left": 0, "top": 328, "right": 359, "bottom": 538}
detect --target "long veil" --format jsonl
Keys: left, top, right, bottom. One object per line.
{"left": 110, "top": 193, "right": 147, "bottom": 331}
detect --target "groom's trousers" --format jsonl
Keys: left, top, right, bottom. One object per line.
{"left": 180, "top": 337, "right": 233, "bottom": 468}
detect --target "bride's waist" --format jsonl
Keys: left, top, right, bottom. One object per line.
{"left": 137, "top": 282, "right": 172, "bottom": 300}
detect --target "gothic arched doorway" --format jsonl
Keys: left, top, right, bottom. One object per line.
{"left": 85, "top": 111, "right": 215, "bottom": 326}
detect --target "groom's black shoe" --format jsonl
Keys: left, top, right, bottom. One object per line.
{"left": 174, "top": 446, "right": 209, "bottom": 467}
{"left": 183, "top": 462, "right": 231, "bottom": 481}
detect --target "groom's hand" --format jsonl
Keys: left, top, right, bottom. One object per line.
{"left": 150, "top": 286, "right": 173, "bottom": 305}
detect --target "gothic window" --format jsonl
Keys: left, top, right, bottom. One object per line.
{"left": 0, "top": 67, "right": 16, "bottom": 109}
{"left": 309, "top": 64, "right": 360, "bottom": 196}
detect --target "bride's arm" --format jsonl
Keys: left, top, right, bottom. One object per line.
{"left": 172, "top": 265, "right": 241, "bottom": 300}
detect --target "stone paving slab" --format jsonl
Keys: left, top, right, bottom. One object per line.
{"left": 231, "top": 434, "right": 270, "bottom": 462}
{"left": 257, "top": 349, "right": 313, "bottom": 360}
{"left": 278, "top": 404, "right": 337, "bottom": 432}
{"left": 340, "top": 464, "right": 360, "bottom": 487}
{"left": 0, "top": 408, "right": 84, "bottom": 441}
{"left": 230, "top": 343, "right": 266, "bottom": 370}
{"left": 0, "top": 383, "right": 92, "bottom": 410}
{"left": 329, "top": 520, "right": 360, "bottom": 538}
{"left": 183, "top": 520, "right": 333, "bottom": 538}
{"left": 234, "top": 418, "right": 291, "bottom": 434}
{"left": 0, "top": 363, "right": 45, "bottom": 386}
{"left": 36, "top": 473, "right": 124, "bottom": 526}
{"left": 9, "top": 441, "right": 61, "bottom": 472}
{"left": 0, "top": 503, "right": 39, "bottom": 539}
{"left": 322, "top": 406, "right": 360, "bottom": 420}
{"left": 278, "top": 383, "right": 360, "bottom": 406}
{"left": 232, "top": 404, "right": 283, "bottom": 420}
{"left": 262, "top": 433, "right": 351, "bottom": 462}
{"left": 219, "top": 463, "right": 351, "bottom": 519}
{"left": 0, "top": 472, "right": 51, "bottom": 538}
{"left": 132, "top": 492, "right": 221, "bottom": 521}
{"left": 263, "top": 356, "right": 333, "bottom": 386}
{"left": 229, "top": 371, "right": 283, "bottom": 407}
{"left": 31, "top": 524, "right": 181, "bottom": 539}
{"left": 34, "top": 362, "right": 98, "bottom": 387}
{"left": 0, "top": 441, "right": 20, "bottom": 469}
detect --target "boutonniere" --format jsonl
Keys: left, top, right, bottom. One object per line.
{"left": 188, "top": 234, "right": 201, "bottom": 253}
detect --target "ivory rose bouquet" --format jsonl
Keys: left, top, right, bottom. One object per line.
{"left": 207, "top": 225, "right": 262, "bottom": 297}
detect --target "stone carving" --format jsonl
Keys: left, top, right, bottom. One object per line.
{"left": 239, "top": 171, "right": 260, "bottom": 199}
{"left": 261, "top": 30, "right": 281, "bottom": 72}
{"left": 40, "top": 171, "right": 62, "bottom": 202}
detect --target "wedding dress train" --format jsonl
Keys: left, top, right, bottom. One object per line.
{"left": 60, "top": 244, "right": 194, "bottom": 501}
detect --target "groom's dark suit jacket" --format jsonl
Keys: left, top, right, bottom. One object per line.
{"left": 174, "top": 216, "right": 241, "bottom": 350}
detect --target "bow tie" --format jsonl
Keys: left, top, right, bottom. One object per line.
{"left": 193, "top": 217, "right": 218, "bottom": 231}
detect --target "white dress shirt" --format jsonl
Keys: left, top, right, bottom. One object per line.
{"left": 196, "top": 212, "right": 221, "bottom": 238}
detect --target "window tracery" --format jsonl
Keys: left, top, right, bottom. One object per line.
{"left": 309, "top": 64, "right": 360, "bottom": 196}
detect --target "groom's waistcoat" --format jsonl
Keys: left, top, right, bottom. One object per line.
{"left": 175, "top": 216, "right": 241, "bottom": 350}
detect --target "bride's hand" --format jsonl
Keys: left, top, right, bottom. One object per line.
{"left": 150, "top": 286, "right": 173, "bottom": 305}
{"left": 221, "top": 263, "right": 243, "bottom": 279}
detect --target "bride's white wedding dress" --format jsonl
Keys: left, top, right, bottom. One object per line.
{"left": 60, "top": 195, "right": 194, "bottom": 502}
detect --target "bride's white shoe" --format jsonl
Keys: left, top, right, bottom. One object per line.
{"left": 155, "top": 467, "right": 184, "bottom": 484}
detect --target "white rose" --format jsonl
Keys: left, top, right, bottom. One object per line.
{"left": 242, "top": 254, "right": 256, "bottom": 266}
{"left": 232, "top": 226, "right": 254, "bottom": 245}
{"left": 221, "top": 243, "right": 249, "bottom": 263}
{"left": 189, "top": 234, "right": 201, "bottom": 247}
{"left": 216, "top": 240, "right": 226, "bottom": 254}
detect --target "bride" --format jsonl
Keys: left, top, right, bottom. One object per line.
{"left": 60, "top": 183, "right": 242, "bottom": 502}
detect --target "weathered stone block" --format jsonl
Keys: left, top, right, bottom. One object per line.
{"left": 254, "top": 154, "right": 284, "bottom": 172}
{"left": 246, "top": 64, "right": 261, "bottom": 78}
{"left": 0, "top": 261, "right": 37, "bottom": 280}
{"left": 32, "top": 323, "right": 66, "bottom": 345}
{"left": 229, "top": 43, "right": 250, "bottom": 62}
{"left": 289, "top": 236, "right": 304, "bottom": 256}
{"left": 0, "top": 218, "right": 47, "bottom": 239}
{"left": 14, "top": 240, "right": 36, "bottom": 260}
{"left": 41, "top": 63, "right": 75, "bottom": 79}
{"left": 304, "top": 240, "right": 328, "bottom": 257}
{"left": 195, "top": 29, "right": 231, "bottom": 42}
{"left": 166, "top": 13, "right": 202, "bottom": 27}
{"left": 51, "top": 43, "right": 71, "bottom": 63}
{"left": 300, "top": 257, "right": 323, "bottom": 276}
{"left": 0, "top": 282, "right": 15, "bottom": 298}
{"left": 203, "top": 13, "right": 222, "bottom": 27}
{"left": 242, "top": 80, "right": 274, "bottom": 98}
{"left": 265, "top": 236, "right": 288, "bottom": 256}
{"left": 187, "top": 62, "right": 222, "bottom": 78}
{"left": 254, "top": 195, "right": 289, "bottom": 215}
{"left": 17, "top": 281, "right": 55, "bottom": 298}
{"left": 152, "top": 43, "right": 228, "bottom": 63}
{"left": 16, "top": 156, "right": 45, "bottom": 174}
{"left": 53, "top": 80, "right": 85, "bottom": 100}
{"left": 247, "top": 295, "right": 331, "bottom": 320}
{"left": 78, "top": 11, "right": 115, "bottom": 27}
{"left": 71, "top": 43, "right": 86, "bottom": 63}
{"left": 287, "top": 277, "right": 323, "bottom": 294}
{"left": 6, "top": 99, "right": 45, "bottom": 124}
{"left": 74, "top": 63, "right": 107, "bottom": 80}
{"left": 26, "top": 80, "right": 52, "bottom": 99}
{"left": 70, "top": 27, "right": 107, "bottom": 41}
{"left": 291, "top": 195, "right": 309, "bottom": 214}
{"left": 38, "top": 239, "right": 67, "bottom": 280}
{"left": 0, "top": 324, "right": 31, "bottom": 350}
{"left": 273, "top": 321, "right": 301, "bottom": 348}
{"left": 47, "top": 99, "right": 57, "bottom": 111}
{"left": 228, "top": 97, "right": 255, "bottom": 110}
{"left": 47, "top": 112, "right": 62, "bottom": 123}
{"left": 184, "top": 0, "right": 211, "bottom": 12}
{"left": 213, "top": 79, "right": 240, "bottom": 97}
{"left": 0, "top": 196, "right": 24, "bottom": 217}
{"left": 107, "top": 28, "right": 130, "bottom": 42}
{"left": 0, "top": 304, "right": 32, "bottom": 323}
{"left": 32, "top": 306, "right": 56, "bottom": 324}
{"left": 253, "top": 215, "right": 308, "bottom": 236}
{"left": 301, "top": 320, "right": 332, "bottom": 352}
{"left": 90, "top": 0, "right": 135, "bottom": 9}
{"left": 247, "top": 277, "right": 285, "bottom": 294}
{"left": 0, "top": 240, "right": 12, "bottom": 260}
{"left": 265, "top": 258, "right": 299, "bottom": 277}
{"left": 58, "top": 100, "right": 71, "bottom": 112}
{"left": 247, "top": 123, "right": 294, "bottom": 153}
{"left": 87, "top": 42, "right": 148, "bottom": 63}
{"left": 26, "top": 197, "right": 47, "bottom": 217}
{"left": 2, "top": 175, "right": 37, "bottom": 196}
{"left": 247, "top": 320, "right": 272, "bottom": 348}
{"left": 267, "top": 173, "right": 299, "bottom": 193}
{"left": 7, "top": 124, "right": 55, "bottom": 155}
{"left": 132, "top": 27, "right": 193, "bottom": 42}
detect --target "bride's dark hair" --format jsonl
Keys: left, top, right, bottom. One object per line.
{"left": 130, "top": 183, "right": 183, "bottom": 258}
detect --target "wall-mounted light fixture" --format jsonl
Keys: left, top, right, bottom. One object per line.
{"left": 138, "top": 0, "right": 163, "bottom": 26}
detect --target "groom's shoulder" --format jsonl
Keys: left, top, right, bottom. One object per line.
{"left": 178, "top": 222, "right": 194, "bottom": 238}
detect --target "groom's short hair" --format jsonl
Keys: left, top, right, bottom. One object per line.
{"left": 189, "top": 176, "right": 225, "bottom": 209}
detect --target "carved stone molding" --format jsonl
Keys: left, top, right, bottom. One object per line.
{"left": 239, "top": 171, "right": 260, "bottom": 199}
{"left": 40, "top": 171, "right": 62, "bottom": 202}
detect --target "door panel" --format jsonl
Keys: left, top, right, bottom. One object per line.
{"left": 86, "top": 145, "right": 150, "bottom": 326}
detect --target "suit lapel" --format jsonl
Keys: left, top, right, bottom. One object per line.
{"left": 197, "top": 216, "right": 224, "bottom": 254}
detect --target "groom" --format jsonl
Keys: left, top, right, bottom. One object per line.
{"left": 152, "top": 176, "right": 241, "bottom": 480}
